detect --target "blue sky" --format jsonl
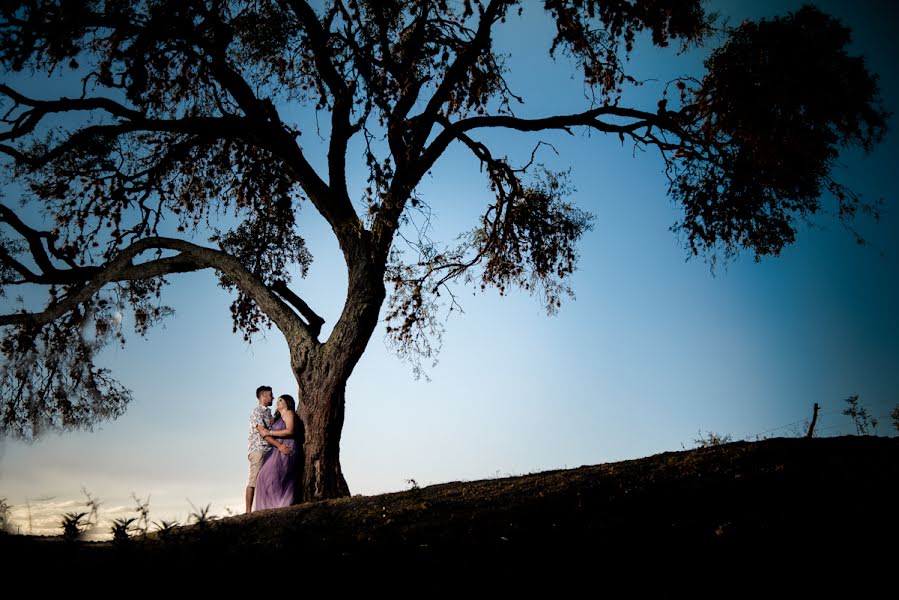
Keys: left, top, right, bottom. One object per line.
{"left": 2, "top": 0, "right": 897, "bottom": 538}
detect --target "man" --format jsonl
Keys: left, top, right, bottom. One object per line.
{"left": 246, "top": 385, "right": 275, "bottom": 513}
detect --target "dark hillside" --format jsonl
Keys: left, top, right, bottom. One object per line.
{"left": 3, "top": 436, "right": 896, "bottom": 589}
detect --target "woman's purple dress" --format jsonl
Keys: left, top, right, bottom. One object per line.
{"left": 254, "top": 417, "right": 297, "bottom": 510}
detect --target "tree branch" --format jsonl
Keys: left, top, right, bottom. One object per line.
{"left": 389, "top": 3, "right": 432, "bottom": 124}
{"left": 416, "top": 0, "right": 506, "bottom": 140}
{"left": 0, "top": 115, "right": 245, "bottom": 169}
{"left": 271, "top": 279, "right": 325, "bottom": 338}
{"left": 0, "top": 86, "right": 349, "bottom": 250}
{"left": 371, "top": 1, "right": 507, "bottom": 251}
{"left": 416, "top": 104, "right": 692, "bottom": 182}
{"left": 284, "top": 0, "right": 361, "bottom": 236}
{"left": 0, "top": 237, "right": 319, "bottom": 345}
{"left": 0, "top": 204, "right": 99, "bottom": 282}
{"left": 0, "top": 84, "right": 144, "bottom": 142}
{"left": 284, "top": 0, "right": 350, "bottom": 99}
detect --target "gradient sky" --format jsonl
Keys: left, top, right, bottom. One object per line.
{"left": 2, "top": 0, "right": 897, "bottom": 538}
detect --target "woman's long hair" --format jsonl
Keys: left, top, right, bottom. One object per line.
{"left": 279, "top": 394, "right": 296, "bottom": 412}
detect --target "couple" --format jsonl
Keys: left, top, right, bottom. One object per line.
{"left": 245, "top": 385, "right": 300, "bottom": 512}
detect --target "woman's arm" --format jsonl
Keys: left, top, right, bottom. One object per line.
{"left": 259, "top": 412, "right": 295, "bottom": 438}
{"left": 279, "top": 411, "right": 295, "bottom": 437}
{"left": 255, "top": 428, "right": 290, "bottom": 454}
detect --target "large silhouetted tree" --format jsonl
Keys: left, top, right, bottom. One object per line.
{"left": 0, "top": 1, "right": 887, "bottom": 501}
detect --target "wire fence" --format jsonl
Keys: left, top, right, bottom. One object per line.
{"left": 730, "top": 403, "right": 896, "bottom": 444}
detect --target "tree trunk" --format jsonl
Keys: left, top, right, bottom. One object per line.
{"left": 294, "top": 371, "right": 350, "bottom": 501}
{"left": 291, "top": 245, "right": 386, "bottom": 502}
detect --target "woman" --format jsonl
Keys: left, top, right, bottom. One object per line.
{"left": 253, "top": 394, "right": 299, "bottom": 510}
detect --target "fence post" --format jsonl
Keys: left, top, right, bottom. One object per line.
{"left": 806, "top": 403, "right": 819, "bottom": 438}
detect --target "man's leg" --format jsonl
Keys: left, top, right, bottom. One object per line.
{"left": 246, "top": 451, "right": 265, "bottom": 513}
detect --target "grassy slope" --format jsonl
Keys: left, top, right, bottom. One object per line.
{"left": 3, "top": 436, "right": 896, "bottom": 588}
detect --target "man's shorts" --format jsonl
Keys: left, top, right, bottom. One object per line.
{"left": 248, "top": 450, "right": 269, "bottom": 487}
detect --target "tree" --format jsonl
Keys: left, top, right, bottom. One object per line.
{"left": 0, "top": 1, "right": 887, "bottom": 501}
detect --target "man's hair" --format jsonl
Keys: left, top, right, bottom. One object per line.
{"left": 256, "top": 385, "right": 273, "bottom": 399}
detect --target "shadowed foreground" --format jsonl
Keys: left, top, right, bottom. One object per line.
{"left": 4, "top": 436, "right": 896, "bottom": 588}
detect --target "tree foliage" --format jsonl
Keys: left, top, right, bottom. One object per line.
{"left": 0, "top": 1, "right": 888, "bottom": 446}
{"left": 671, "top": 6, "right": 888, "bottom": 259}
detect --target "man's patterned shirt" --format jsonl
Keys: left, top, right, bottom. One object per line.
{"left": 248, "top": 405, "right": 274, "bottom": 453}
